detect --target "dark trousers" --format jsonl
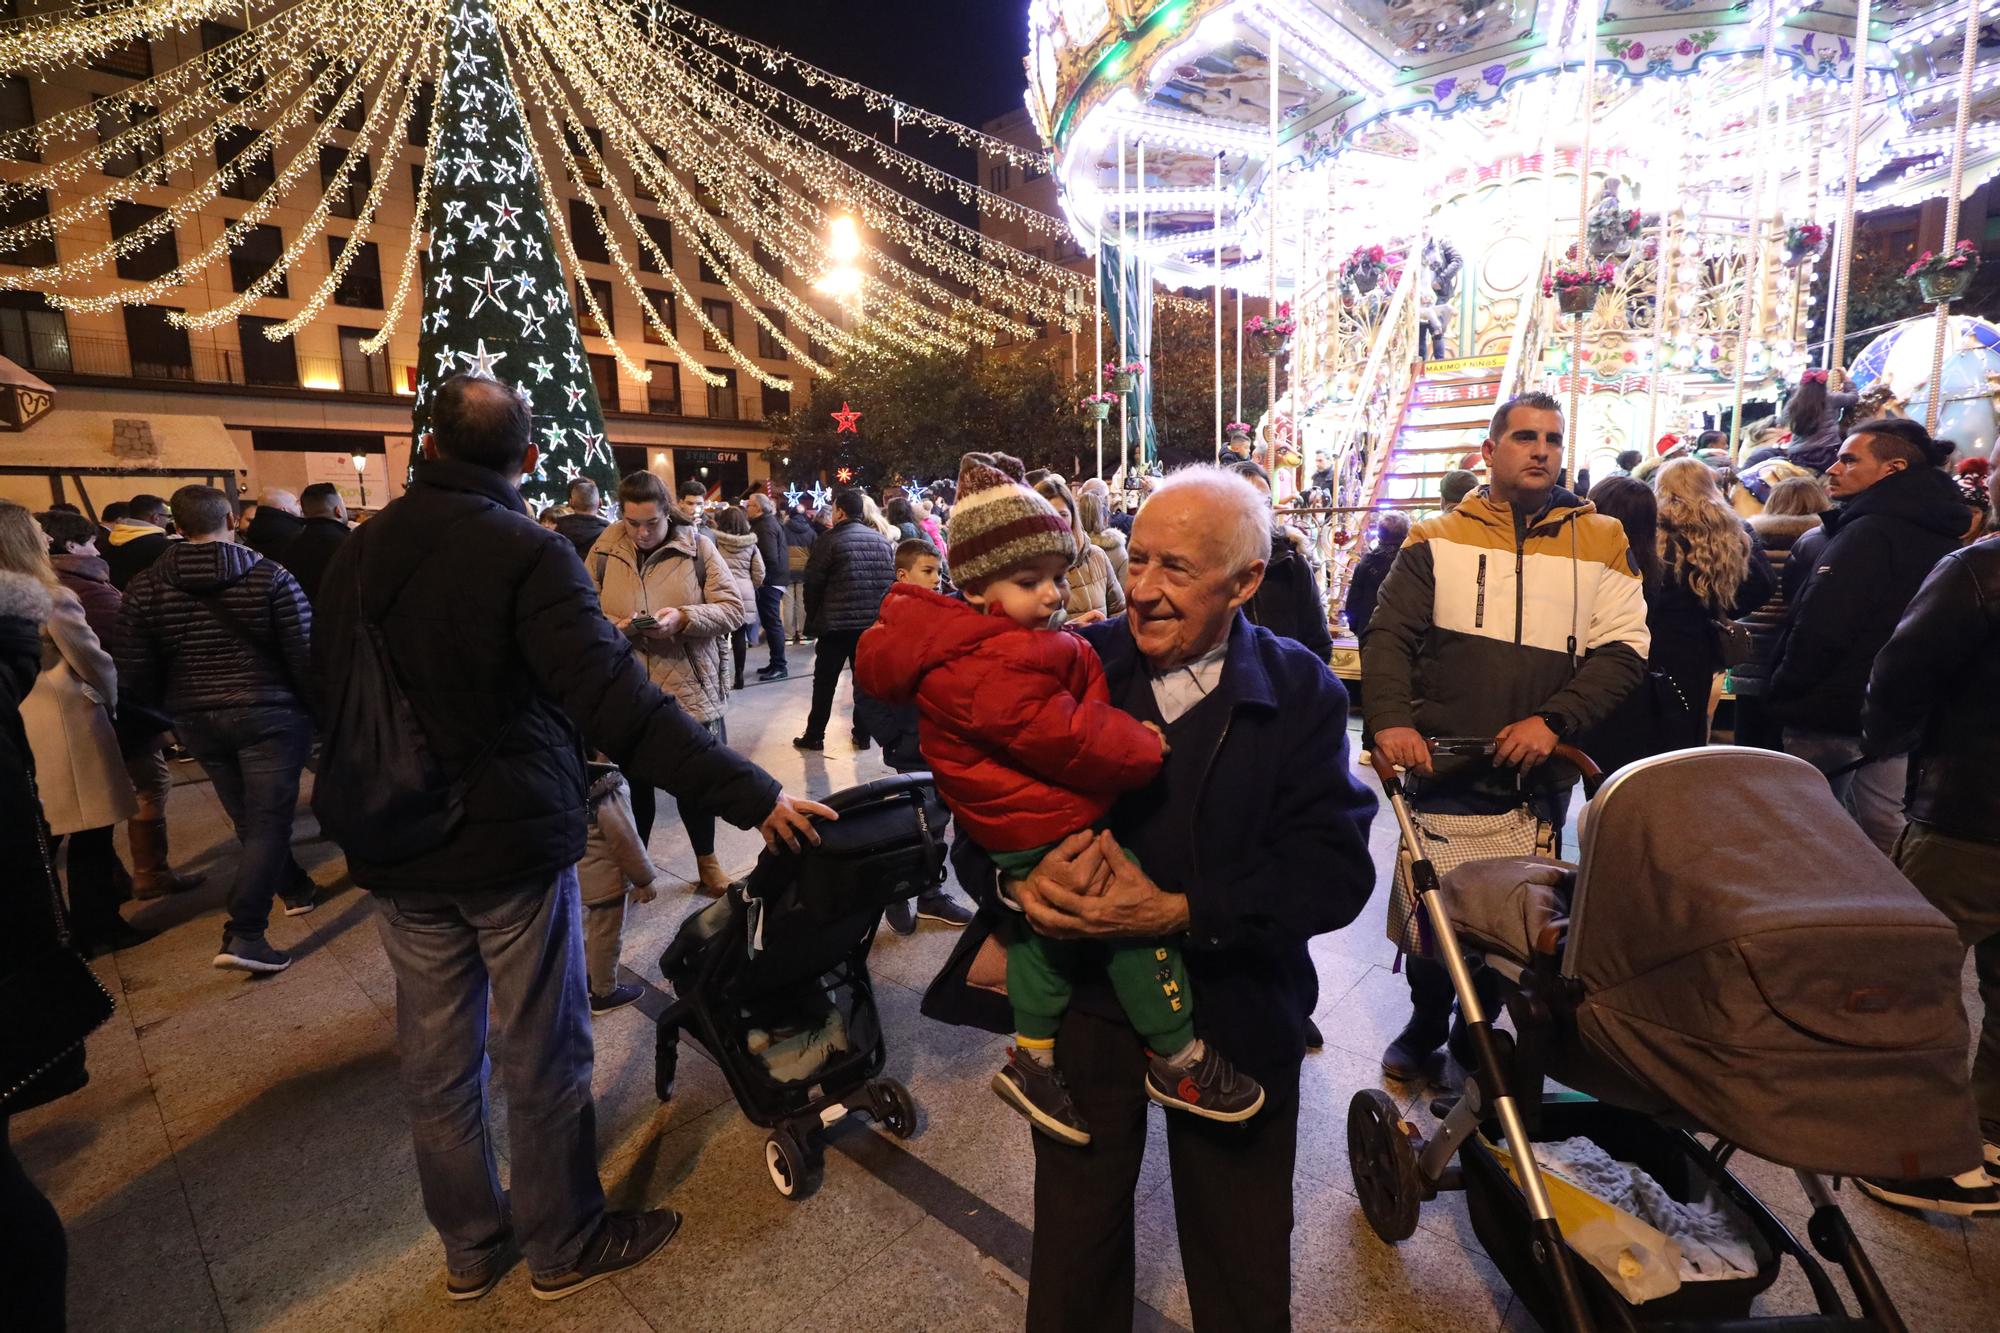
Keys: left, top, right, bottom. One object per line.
{"left": 730, "top": 627, "right": 748, "bottom": 686}
{"left": 1403, "top": 953, "right": 1456, "bottom": 1040}
{"left": 1732, "top": 695, "right": 1784, "bottom": 751}
{"left": 175, "top": 705, "right": 313, "bottom": 943}
{"left": 802, "top": 628, "right": 865, "bottom": 744}
{"left": 1028, "top": 1005, "right": 1298, "bottom": 1332}
{"left": 628, "top": 716, "right": 726, "bottom": 857}
{"left": 51, "top": 825, "right": 124, "bottom": 937}
{"left": 0, "top": 1117, "right": 65, "bottom": 1331}
{"left": 755, "top": 585, "right": 786, "bottom": 668}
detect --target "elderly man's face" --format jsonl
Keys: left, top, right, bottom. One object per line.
{"left": 1125, "top": 487, "right": 1264, "bottom": 668}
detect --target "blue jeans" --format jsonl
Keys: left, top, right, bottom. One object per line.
{"left": 755, "top": 584, "right": 786, "bottom": 668}
{"left": 1782, "top": 728, "right": 1908, "bottom": 857}
{"left": 374, "top": 870, "right": 603, "bottom": 1280}
{"left": 174, "top": 705, "right": 313, "bottom": 943}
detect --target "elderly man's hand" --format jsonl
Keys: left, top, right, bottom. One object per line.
{"left": 1494, "top": 715, "right": 1560, "bottom": 770}
{"left": 1016, "top": 831, "right": 1191, "bottom": 940}
{"left": 1372, "top": 726, "right": 1433, "bottom": 775}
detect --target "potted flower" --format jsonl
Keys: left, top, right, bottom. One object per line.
{"left": 1341, "top": 244, "right": 1388, "bottom": 294}
{"left": 1907, "top": 240, "right": 1981, "bottom": 304}
{"left": 1783, "top": 221, "right": 1825, "bottom": 267}
{"left": 1588, "top": 207, "right": 1643, "bottom": 257}
{"left": 1080, "top": 390, "right": 1118, "bottom": 422}
{"left": 1105, "top": 360, "right": 1144, "bottom": 393}
{"left": 1545, "top": 260, "right": 1615, "bottom": 315}
{"left": 1224, "top": 420, "right": 1253, "bottom": 444}
{"left": 1245, "top": 302, "right": 1297, "bottom": 359}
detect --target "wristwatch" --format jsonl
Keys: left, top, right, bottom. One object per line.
{"left": 1535, "top": 711, "right": 1569, "bottom": 737}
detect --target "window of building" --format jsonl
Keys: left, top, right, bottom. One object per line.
{"left": 564, "top": 125, "right": 603, "bottom": 187}
{"left": 1024, "top": 158, "right": 1047, "bottom": 181}
{"left": 587, "top": 352, "right": 619, "bottom": 411}
{"left": 96, "top": 96, "right": 165, "bottom": 180}
{"left": 122, "top": 304, "right": 192, "bottom": 380}
{"left": 320, "top": 144, "right": 370, "bottom": 220}
{"left": 642, "top": 289, "right": 674, "bottom": 344}
{"left": 698, "top": 250, "right": 724, "bottom": 285}
{"left": 568, "top": 197, "right": 608, "bottom": 264}
{"left": 0, "top": 77, "right": 37, "bottom": 162}
{"left": 702, "top": 297, "right": 733, "bottom": 351}
{"left": 200, "top": 20, "right": 263, "bottom": 103}
{"left": 645, "top": 360, "right": 680, "bottom": 414}
{"left": 227, "top": 222, "right": 287, "bottom": 297}
{"left": 0, "top": 189, "right": 55, "bottom": 267}
{"left": 89, "top": 37, "right": 153, "bottom": 80}
{"left": 755, "top": 308, "right": 784, "bottom": 360}
{"left": 989, "top": 163, "right": 1012, "bottom": 193}
{"left": 215, "top": 123, "right": 274, "bottom": 200}
{"left": 237, "top": 315, "right": 298, "bottom": 387}
{"left": 339, "top": 326, "right": 390, "bottom": 393}
{"left": 577, "top": 277, "right": 614, "bottom": 336}
{"left": 110, "top": 200, "right": 177, "bottom": 281}
{"left": 407, "top": 81, "right": 434, "bottom": 149}
{"left": 761, "top": 382, "right": 790, "bottom": 419}
{"left": 0, "top": 293, "right": 69, "bottom": 372}
{"left": 328, "top": 235, "right": 383, "bottom": 307}
{"left": 753, "top": 240, "right": 779, "bottom": 274}
{"left": 637, "top": 215, "right": 672, "bottom": 273}
{"left": 706, "top": 368, "right": 738, "bottom": 420}
{"left": 310, "top": 57, "right": 365, "bottom": 130}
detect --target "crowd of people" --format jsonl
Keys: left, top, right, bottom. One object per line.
{"left": 3, "top": 367, "right": 1997, "bottom": 1329}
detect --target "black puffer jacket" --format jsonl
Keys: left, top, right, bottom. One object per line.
{"left": 116, "top": 540, "right": 315, "bottom": 719}
{"left": 804, "top": 517, "right": 894, "bottom": 634}
{"left": 1342, "top": 539, "right": 1401, "bottom": 640}
{"left": 554, "top": 511, "right": 608, "bottom": 561}
{"left": 282, "top": 516, "right": 350, "bottom": 607}
{"left": 243, "top": 506, "right": 306, "bottom": 565}
{"left": 750, "top": 508, "right": 788, "bottom": 583}
{"left": 1863, "top": 537, "right": 2000, "bottom": 841}
{"left": 311, "top": 458, "right": 781, "bottom": 896}
{"left": 1730, "top": 512, "right": 1819, "bottom": 696}
{"left": 1770, "top": 467, "right": 1967, "bottom": 735}
{"left": 1245, "top": 526, "right": 1332, "bottom": 663}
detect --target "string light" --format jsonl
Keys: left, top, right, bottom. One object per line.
{"left": 0, "top": 0, "right": 246, "bottom": 78}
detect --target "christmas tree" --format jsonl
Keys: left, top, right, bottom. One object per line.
{"left": 411, "top": 0, "right": 614, "bottom": 506}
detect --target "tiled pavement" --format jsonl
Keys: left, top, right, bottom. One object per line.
{"left": 15, "top": 645, "right": 1997, "bottom": 1330}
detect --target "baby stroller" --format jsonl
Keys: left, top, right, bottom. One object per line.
{"left": 1350, "top": 742, "right": 1981, "bottom": 1332}
{"left": 653, "top": 773, "right": 949, "bottom": 1200}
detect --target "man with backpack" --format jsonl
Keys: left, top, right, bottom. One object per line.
{"left": 116, "top": 485, "right": 319, "bottom": 973}
{"left": 310, "top": 376, "right": 831, "bottom": 1303}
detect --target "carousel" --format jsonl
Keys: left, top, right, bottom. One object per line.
{"left": 1026, "top": 0, "right": 1999, "bottom": 637}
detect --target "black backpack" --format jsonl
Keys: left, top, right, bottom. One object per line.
{"left": 311, "top": 527, "right": 509, "bottom": 865}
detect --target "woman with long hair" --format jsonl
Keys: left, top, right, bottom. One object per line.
{"left": 1075, "top": 487, "right": 1127, "bottom": 589}
{"left": 1733, "top": 475, "right": 1830, "bottom": 748}
{"left": 882, "top": 496, "right": 922, "bottom": 543}
{"left": 1033, "top": 475, "right": 1124, "bottom": 621}
{"left": 0, "top": 502, "right": 145, "bottom": 956}
{"left": 1653, "top": 458, "right": 1775, "bottom": 744}
{"left": 859, "top": 495, "right": 901, "bottom": 544}
{"left": 1782, "top": 371, "right": 1859, "bottom": 473}
{"left": 708, "top": 505, "right": 765, "bottom": 692}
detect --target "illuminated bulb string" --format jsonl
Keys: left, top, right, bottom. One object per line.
{"left": 0, "top": 0, "right": 248, "bottom": 77}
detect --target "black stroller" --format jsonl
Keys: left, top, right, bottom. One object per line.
{"left": 1351, "top": 742, "right": 1982, "bottom": 1332}
{"left": 653, "top": 773, "right": 949, "bottom": 1200}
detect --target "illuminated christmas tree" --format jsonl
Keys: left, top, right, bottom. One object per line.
{"left": 411, "top": 0, "right": 613, "bottom": 505}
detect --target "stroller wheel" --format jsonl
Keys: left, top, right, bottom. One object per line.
{"left": 1347, "top": 1089, "right": 1423, "bottom": 1243}
{"left": 869, "top": 1078, "right": 918, "bottom": 1139}
{"left": 765, "top": 1126, "right": 823, "bottom": 1201}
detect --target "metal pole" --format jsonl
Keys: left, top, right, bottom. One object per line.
{"left": 1924, "top": 0, "right": 1981, "bottom": 435}
{"left": 1137, "top": 138, "right": 1147, "bottom": 478}
{"left": 1645, "top": 209, "right": 1676, "bottom": 450}
{"left": 1095, "top": 236, "right": 1104, "bottom": 479}
{"left": 1566, "top": 3, "right": 1601, "bottom": 484}
{"left": 1266, "top": 24, "right": 1280, "bottom": 444}
{"left": 1116, "top": 129, "right": 1129, "bottom": 483}
{"left": 1727, "top": 0, "right": 1782, "bottom": 454}
{"left": 1828, "top": 0, "right": 1873, "bottom": 374}
{"left": 1214, "top": 151, "right": 1224, "bottom": 463}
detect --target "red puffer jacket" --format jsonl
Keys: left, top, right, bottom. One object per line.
{"left": 856, "top": 584, "right": 1163, "bottom": 852}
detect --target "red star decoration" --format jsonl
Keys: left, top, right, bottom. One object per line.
{"left": 835, "top": 466, "right": 856, "bottom": 485}
{"left": 831, "top": 401, "right": 861, "bottom": 434}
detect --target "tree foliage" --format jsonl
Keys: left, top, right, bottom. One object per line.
{"left": 1147, "top": 301, "right": 1273, "bottom": 469}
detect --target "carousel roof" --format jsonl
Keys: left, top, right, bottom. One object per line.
{"left": 1030, "top": 1, "right": 1998, "bottom": 291}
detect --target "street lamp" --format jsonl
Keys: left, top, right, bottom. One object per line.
{"left": 814, "top": 214, "right": 865, "bottom": 311}
{"left": 351, "top": 451, "right": 369, "bottom": 510}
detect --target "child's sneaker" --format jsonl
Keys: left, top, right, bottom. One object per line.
{"left": 1145, "top": 1043, "right": 1265, "bottom": 1123}
{"left": 992, "top": 1049, "right": 1090, "bottom": 1146}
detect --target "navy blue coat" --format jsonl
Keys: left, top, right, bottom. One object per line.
{"left": 926, "top": 612, "right": 1377, "bottom": 1084}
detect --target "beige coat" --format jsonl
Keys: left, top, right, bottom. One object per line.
{"left": 710, "top": 530, "right": 765, "bottom": 608}
{"left": 1089, "top": 526, "right": 1129, "bottom": 591}
{"left": 24, "top": 586, "right": 137, "bottom": 834}
{"left": 589, "top": 520, "right": 743, "bottom": 723}
{"left": 1065, "top": 543, "right": 1126, "bottom": 621}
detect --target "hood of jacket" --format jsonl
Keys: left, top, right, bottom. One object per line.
{"left": 0, "top": 569, "right": 52, "bottom": 625}
{"left": 781, "top": 514, "right": 817, "bottom": 543}
{"left": 52, "top": 553, "right": 112, "bottom": 585}
{"left": 1747, "top": 512, "right": 1820, "bottom": 547}
{"left": 593, "top": 517, "right": 701, "bottom": 571}
{"left": 710, "top": 530, "right": 758, "bottom": 558}
{"left": 157, "top": 539, "right": 263, "bottom": 593}
{"left": 554, "top": 510, "right": 607, "bottom": 542}
{"left": 244, "top": 507, "right": 305, "bottom": 549}
{"left": 1824, "top": 466, "right": 1967, "bottom": 542}
{"left": 859, "top": 583, "right": 1018, "bottom": 704}
{"left": 107, "top": 519, "right": 166, "bottom": 548}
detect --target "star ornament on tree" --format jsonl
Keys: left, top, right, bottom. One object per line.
{"left": 835, "top": 466, "right": 856, "bottom": 485}
{"left": 831, "top": 401, "right": 861, "bottom": 434}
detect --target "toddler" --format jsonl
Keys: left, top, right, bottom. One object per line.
{"left": 578, "top": 762, "right": 664, "bottom": 1015}
{"left": 857, "top": 453, "right": 1263, "bottom": 1144}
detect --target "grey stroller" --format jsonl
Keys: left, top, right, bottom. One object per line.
{"left": 1349, "top": 743, "right": 1982, "bottom": 1332}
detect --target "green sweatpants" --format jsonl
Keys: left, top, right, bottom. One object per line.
{"left": 992, "top": 842, "right": 1195, "bottom": 1054}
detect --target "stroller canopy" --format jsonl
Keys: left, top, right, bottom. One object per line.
{"left": 1563, "top": 748, "right": 1979, "bottom": 1181}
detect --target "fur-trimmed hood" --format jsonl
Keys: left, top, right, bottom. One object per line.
{"left": 0, "top": 570, "right": 53, "bottom": 625}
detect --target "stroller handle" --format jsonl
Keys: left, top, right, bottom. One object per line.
{"left": 1368, "top": 736, "right": 1602, "bottom": 790}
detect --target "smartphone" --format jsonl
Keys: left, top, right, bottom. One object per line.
{"left": 629, "top": 612, "right": 658, "bottom": 631}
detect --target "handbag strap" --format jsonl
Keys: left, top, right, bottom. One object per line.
{"left": 25, "top": 763, "right": 73, "bottom": 951}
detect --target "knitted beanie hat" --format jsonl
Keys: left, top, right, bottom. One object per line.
{"left": 945, "top": 452, "right": 1076, "bottom": 588}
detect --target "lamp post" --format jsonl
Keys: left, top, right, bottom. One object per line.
{"left": 813, "top": 214, "right": 865, "bottom": 314}
{"left": 351, "top": 451, "right": 369, "bottom": 511}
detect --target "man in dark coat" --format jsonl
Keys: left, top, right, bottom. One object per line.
{"left": 929, "top": 468, "right": 1376, "bottom": 1331}
{"left": 1342, "top": 511, "right": 1409, "bottom": 640}
{"left": 795, "top": 489, "right": 894, "bottom": 750}
{"left": 282, "top": 483, "right": 351, "bottom": 607}
{"left": 552, "top": 477, "right": 609, "bottom": 560}
{"left": 1770, "top": 417, "right": 1966, "bottom": 854}
{"left": 1857, "top": 520, "right": 2000, "bottom": 1216}
{"left": 103, "top": 493, "right": 173, "bottom": 591}
{"left": 310, "top": 376, "right": 830, "bottom": 1303}
{"left": 745, "top": 492, "right": 789, "bottom": 679}
{"left": 1228, "top": 460, "right": 1333, "bottom": 663}
{"left": 241, "top": 489, "right": 306, "bottom": 565}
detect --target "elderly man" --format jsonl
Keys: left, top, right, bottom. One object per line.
{"left": 936, "top": 466, "right": 1376, "bottom": 1331}
{"left": 242, "top": 487, "right": 305, "bottom": 565}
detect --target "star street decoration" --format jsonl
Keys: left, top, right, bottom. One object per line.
{"left": 412, "top": 0, "right": 614, "bottom": 504}
{"left": 831, "top": 401, "right": 862, "bottom": 434}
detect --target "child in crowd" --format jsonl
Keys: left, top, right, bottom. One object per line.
{"left": 855, "top": 538, "right": 941, "bottom": 776}
{"left": 578, "top": 762, "right": 665, "bottom": 1015}
{"left": 857, "top": 453, "right": 1264, "bottom": 1145}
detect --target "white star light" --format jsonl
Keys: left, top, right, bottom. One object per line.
{"left": 457, "top": 339, "right": 506, "bottom": 380}
{"left": 466, "top": 216, "right": 490, "bottom": 242}
{"left": 490, "top": 233, "right": 516, "bottom": 260}
{"left": 491, "top": 157, "right": 517, "bottom": 185}
{"left": 540, "top": 423, "right": 567, "bottom": 451}
{"left": 515, "top": 273, "right": 538, "bottom": 296}
{"left": 564, "top": 348, "right": 583, "bottom": 374}
{"left": 433, "top": 345, "right": 458, "bottom": 376}
{"left": 575, "top": 429, "right": 610, "bottom": 466}
{"left": 528, "top": 356, "right": 555, "bottom": 382}
{"left": 456, "top": 84, "right": 486, "bottom": 112}
{"left": 465, "top": 119, "right": 488, "bottom": 144}
{"left": 433, "top": 234, "right": 457, "bottom": 260}
{"left": 543, "top": 290, "right": 563, "bottom": 314}
{"left": 522, "top": 237, "right": 544, "bottom": 260}
{"left": 431, "top": 272, "right": 454, "bottom": 297}
{"left": 564, "top": 382, "right": 586, "bottom": 410}
{"left": 559, "top": 462, "right": 583, "bottom": 483}
{"left": 515, "top": 309, "right": 546, "bottom": 339}
{"left": 443, "top": 200, "right": 467, "bottom": 222}
{"left": 783, "top": 484, "right": 805, "bottom": 508}
{"left": 487, "top": 195, "right": 523, "bottom": 230}
{"left": 466, "top": 266, "right": 513, "bottom": 316}
{"left": 451, "top": 149, "right": 484, "bottom": 184}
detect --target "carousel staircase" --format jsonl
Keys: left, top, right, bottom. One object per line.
{"left": 1372, "top": 363, "right": 1499, "bottom": 515}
